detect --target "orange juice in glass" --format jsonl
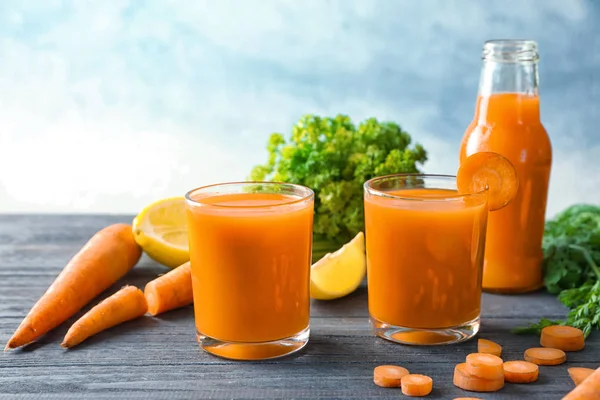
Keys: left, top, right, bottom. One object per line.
{"left": 364, "top": 174, "right": 488, "bottom": 345}
{"left": 185, "top": 182, "right": 314, "bottom": 360}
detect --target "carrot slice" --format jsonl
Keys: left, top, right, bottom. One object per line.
{"left": 563, "top": 367, "right": 600, "bottom": 400}
{"left": 373, "top": 365, "right": 410, "bottom": 388}
{"left": 465, "top": 353, "right": 504, "bottom": 380}
{"left": 453, "top": 363, "right": 504, "bottom": 392}
{"left": 524, "top": 347, "right": 566, "bottom": 366}
{"left": 144, "top": 261, "right": 193, "bottom": 316}
{"left": 401, "top": 374, "right": 433, "bottom": 397}
{"left": 503, "top": 361, "right": 539, "bottom": 383}
{"left": 61, "top": 285, "right": 148, "bottom": 348}
{"left": 478, "top": 338, "right": 502, "bottom": 357}
{"left": 457, "top": 151, "right": 518, "bottom": 211}
{"left": 568, "top": 367, "right": 595, "bottom": 386}
{"left": 540, "top": 325, "right": 585, "bottom": 352}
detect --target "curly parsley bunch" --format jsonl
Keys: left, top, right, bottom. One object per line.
{"left": 250, "top": 114, "right": 427, "bottom": 260}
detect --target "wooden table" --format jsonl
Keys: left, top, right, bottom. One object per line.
{"left": 1, "top": 215, "right": 597, "bottom": 399}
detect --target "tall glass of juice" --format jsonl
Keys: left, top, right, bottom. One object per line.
{"left": 185, "top": 182, "right": 314, "bottom": 360}
{"left": 364, "top": 174, "right": 488, "bottom": 345}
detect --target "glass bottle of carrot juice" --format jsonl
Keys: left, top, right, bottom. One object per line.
{"left": 460, "top": 40, "right": 552, "bottom": 293}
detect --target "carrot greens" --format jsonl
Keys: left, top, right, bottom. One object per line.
{"left": 513, "top": 204, "right": 600, "bottom": 337}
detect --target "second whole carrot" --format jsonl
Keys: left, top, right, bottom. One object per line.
{"left": 144, "top": 261, "right": 193, "bottom": 316}
{"left": 62, "top": 285, "right": 148, "bottom": 348}
{"left": 562, "top": 367, "right": 600, "bottom": 399}
{"left": 568, "top": 367, "right": 595, "bottom": 386}
{"left": 5, "top": 224, "right": 142, "bottom": 350}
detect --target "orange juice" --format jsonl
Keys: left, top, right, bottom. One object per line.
{"left": 461, "top": 40, "right": 552, "bottom": 293}
{"left": 364, "top": 175, "right": 488, "bottom": 345}
{"left": 461, "top": 95, "right": 552, "bottom": 293}
{"left": 185, "top": 183, "right": 314, "bottom": 359}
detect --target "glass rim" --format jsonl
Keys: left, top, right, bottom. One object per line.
{"left": 482, "top": 39, "right": 539, "bottom": 63}
{"left": 484, "top": 39, "right": 538, "bottom": 47}
{"left": 364, "top": 173, "right": 487, "bottom": 202}
{"left": 185, "top": 181, "right": 315, "bottom": 209}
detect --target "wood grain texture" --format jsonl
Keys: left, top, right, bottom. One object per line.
{"left": 0, "top": 215, "right": 597, "bottom": 399}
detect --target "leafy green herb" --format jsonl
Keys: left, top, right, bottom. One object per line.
{"left": 511, "top": 318, "right": 564, "bottom": 335}
{"left": 250, "top": 114, "right": 427, "bottom": 260}
{"left": 559, "top": 280, "right": 600, "bottom": 337}
{"left": 543, "top": 205, "right": 600, "bottom": 294}
{"left": 513, "top": 204, "right": 600, "bottom": 337}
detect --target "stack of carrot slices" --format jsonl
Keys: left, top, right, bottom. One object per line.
{"left": 453, "top": 353, "right": 506, "bottom": 392}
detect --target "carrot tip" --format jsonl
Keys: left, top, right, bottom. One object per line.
{"left": 4, "top": 338, "right": 18, "bottom": 351}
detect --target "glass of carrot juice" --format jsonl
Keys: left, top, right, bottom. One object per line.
{"left": 185, "top": 182, "right": 314, "bottom": 360}
{"left": 364, "top": 174, "right": 488, "bottom": 345}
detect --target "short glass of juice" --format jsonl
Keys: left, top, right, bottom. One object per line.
{"left": 364, "top": 174, "right": 488, "bottom": 345}
{"left": 185, "top": 182, "right": 314, "bottom": 360}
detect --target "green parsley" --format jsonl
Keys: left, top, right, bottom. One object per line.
{"left": 250, "top": 114, "right": 427, "bottom": 261}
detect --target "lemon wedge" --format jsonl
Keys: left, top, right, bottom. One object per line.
{"left": 310, "top": 232, "right": 366, "bottom": 300}
{"left": 132, "top": 197, "right": 189, "bottom": 269}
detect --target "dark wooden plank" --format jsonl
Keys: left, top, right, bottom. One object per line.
{"left": 1, "top": 321, "right": 595, "bottom": 400}
{"left": 0, "top": 215, "right": 595, "bottom": 399}
{"left": 0, "top": 214, "right": 569, "bottom": 319}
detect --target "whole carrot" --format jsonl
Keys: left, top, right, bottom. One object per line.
{"left": 62, "top": 285, "right": 147, "bottom": 348}
{"left": 5, "top": 224, "right": 142, "bottom": 350}
{"left": 144, "top": 261, "right": 193, "bottom": 316}
{"left": 568, "top": 367, "right": 595, "bottom": 386}
{"left": 562, "top": 367, "right": 600, "bottom": 399}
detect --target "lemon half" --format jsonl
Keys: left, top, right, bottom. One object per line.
{"left": 132, "top": 197, "right": 189, "bottom": 269}
{"left": 310, "top": 232, "right": 366, "bottom": 300}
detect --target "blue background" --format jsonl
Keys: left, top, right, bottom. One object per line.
{"left": 0, "top": 0, "right": 597, "bottom": 215}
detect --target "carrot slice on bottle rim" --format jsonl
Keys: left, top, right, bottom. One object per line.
{"left": 457, "top": 151, "right": 518, "bottom": 211}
